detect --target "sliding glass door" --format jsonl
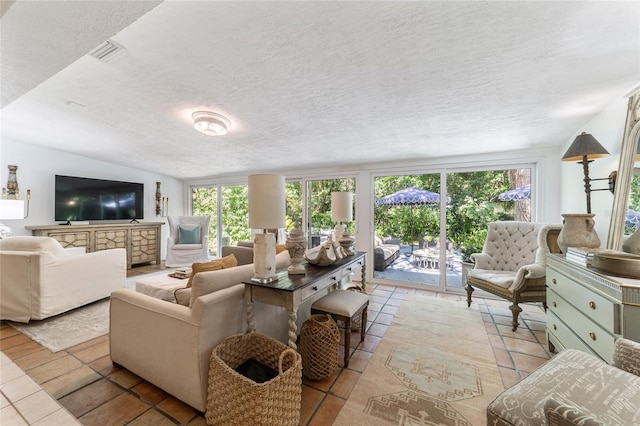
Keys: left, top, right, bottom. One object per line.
{"left": 373, "top": 167, "right": 532, "bottom": 291}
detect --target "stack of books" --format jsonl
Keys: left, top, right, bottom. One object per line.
{"left": 565, "top": 247, "right": 612, "bottom": 266}
{"left": 169, "top": 267, "right": 192, "bottom": 279}
{"left": 564, "top": 247, "right": 596, "bottom": 267}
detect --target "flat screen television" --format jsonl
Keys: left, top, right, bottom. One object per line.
{"left": 55, "top": 175, "right": 144, "bottom": 222}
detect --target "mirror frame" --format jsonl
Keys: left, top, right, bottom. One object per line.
{"left": 607, "top": 88, "right": 640, "bottom": 250}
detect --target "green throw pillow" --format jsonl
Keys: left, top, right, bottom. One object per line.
{"left": 178, "top": 225, "right": 201, "bottom": 244}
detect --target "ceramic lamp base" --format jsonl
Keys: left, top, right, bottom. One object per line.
{"left": 252, "top": 233, "right": 277, "bottom": 283}
{"left": 339, "top": 235, "right": 355, "bottom": 256}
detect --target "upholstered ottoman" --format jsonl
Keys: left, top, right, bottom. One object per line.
{"left": 135, "top": 274, "right": 187, "bottom": 302}
{"left": 487, "top": 338, "right": 640, "bottom": 426}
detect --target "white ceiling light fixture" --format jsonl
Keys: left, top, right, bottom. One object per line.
{"left": 192, "top": 111, "right": 231, "bottom": 136}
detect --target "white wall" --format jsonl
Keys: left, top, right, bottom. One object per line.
{"left": 1, "top": 139, "right": 185, "bottom": 259}
{"left": 559, "top": 96, "right": 630, "bottom": 245}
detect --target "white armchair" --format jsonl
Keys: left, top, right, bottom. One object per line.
{"left": 165, "top": 216, "right": 211, "bottom": 267}
{"left": 0, "top": 236, "right": 126, "bottom": 322}
{"left": 465, "top": 221, "right": 562, "bottom": 331}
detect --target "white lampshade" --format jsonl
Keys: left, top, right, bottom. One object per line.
{"left": 0, "top": 199, "right": 25, "bottom": 220}
{"left": 248, "top": 174, "right": 286, "bottom": 229}
{"left": 331, "top": 192, "right": 353, "bottom": 222}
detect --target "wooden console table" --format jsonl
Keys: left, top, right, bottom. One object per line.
{"left": 243, "top": 251, "right": 366, "bottom": 349}
{"left": 26, "top": 222, "right": 163, "bottom": 269}
{"left": 546, "top": 254, "right": 640, "bottom": 363}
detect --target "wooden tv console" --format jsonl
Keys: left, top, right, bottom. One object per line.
{"left": 26, "top": 222, "right": 163, "bottom": 269}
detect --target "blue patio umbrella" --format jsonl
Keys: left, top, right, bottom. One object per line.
{"left": 497, "top": 184, "right": 531, "bottom": 201}
{"left": 626, "top": 209, "right": 640, "bottom": 231}
{"left": 375, "top": 186, "right": 450, "bottom": 253}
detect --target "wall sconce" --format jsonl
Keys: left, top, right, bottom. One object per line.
{"left": 562, "top": 132, "right": 617, "bottom": 214}
{"left": 248, "top": 174, "right": 285, "bottom": 283}
{"left": 1, "top": 165, "right": 30, "bottom": 238}
{"left": 155, "top": 182, "right": 168, "bottom": 217}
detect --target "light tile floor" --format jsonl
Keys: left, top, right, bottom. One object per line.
{"left": 0, "top": 266, "right": 553, "bottom": 425}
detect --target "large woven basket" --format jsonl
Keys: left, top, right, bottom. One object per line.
{"left": 206, "top": 333, "right": 302, "bottom": 426}
{"left": 299, "top": 314, "right": 340, "bottom": 380}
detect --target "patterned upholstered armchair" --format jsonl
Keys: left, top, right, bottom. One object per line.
{"left": 465, "top": 221, "right": 562, "bottom": 331}
{"left": 487, "top": 337, "right": 640, "bottom": 425}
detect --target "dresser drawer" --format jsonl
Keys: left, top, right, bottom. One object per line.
{"left": 547, "top": 311, "right": 598, "bottom": 358}
{"left": 547, "top": 268, "right": 620, "bottom": 333}
{"left": 548, "top": 289, "right": 616, "bottom": 362}
{"left": 300, "top": 275, "right": 339, "bottom": 301}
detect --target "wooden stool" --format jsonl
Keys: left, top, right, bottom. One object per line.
{"left": 310, "top": 289, "right": 369, "bottom": 368}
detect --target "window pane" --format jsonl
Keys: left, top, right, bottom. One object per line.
{"left": 192, "top": 187, "right": 218, "bottom": 256}
{"left": 307, "top": 178, "right": 355, "bottom": 247}
{"left": 221, "top": 185, "right": 249, "bottom": 246}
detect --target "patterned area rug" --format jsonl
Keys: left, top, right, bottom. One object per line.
{"left": 335, "top": 294, "right": 504, "bottom": 426}
{"left": 8, "top": 269, "right": 169, "bottom": 352}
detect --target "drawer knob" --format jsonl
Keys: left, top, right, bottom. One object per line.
{"left": 553, "top": 324, "right": 557, "bottom": 330}
{"left": 331, "top": 276, "right": 337, "bottom": 281}
{"left": 552, "top": 301, "right": 557, "bottom": 308}
{"left": 552, "top": 278, "right": 557, "bottom": 285}
{"left": 312, "top": 286, "right": 318, "bottom": 291}
{"left": 589, "top": 301, "right": 596, "bottom": 310}
{"left": 589, "top": 332, "right": 597, "bottom": 341}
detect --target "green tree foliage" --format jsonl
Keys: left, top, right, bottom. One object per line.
{"left": 192, "top": 187, "right": 218, "bottom": 255}
{"left": 625, "top": 174, "right": 640, "bottom": 234}
{"left": 309, "top": 179, "right": 356, "bottom": 233}
{"left": 194, "top": 171, "right": 526, "bottom": 260}
{"left": 374, "top": 170, "right": 521, "bottom": 261}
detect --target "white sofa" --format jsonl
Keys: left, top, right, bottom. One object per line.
{"left": 0, "top": 236, "right": 127, "bottom": 323}
{"left": 109, "top": 251, "right": 291, "bottom": 412}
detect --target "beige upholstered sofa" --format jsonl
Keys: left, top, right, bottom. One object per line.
{"left": 221, "top": 244, "right": 254, "bottom": 266}
{"left": 0, "top": 236, "right": 126, "bottom": 322}
{"left": 109, "top": 251, "right": 291, "bottom": 412}
{"left": 488, "top": 337, "right": 640, "bottom": 425}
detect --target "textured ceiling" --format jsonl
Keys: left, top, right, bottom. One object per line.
{"left": 1, "top": 1, "right": 639, "bottom": 180}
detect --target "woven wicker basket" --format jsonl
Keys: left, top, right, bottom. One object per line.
{"left": 206, "top": 333, "right": 302, "bottom": 426}
{"left": 299, "top": 314, "right": 340, "bottom": 380}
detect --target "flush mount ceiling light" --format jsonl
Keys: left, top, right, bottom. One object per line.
{"left": 192, "top": 111, "right": 231, "bottom": 136}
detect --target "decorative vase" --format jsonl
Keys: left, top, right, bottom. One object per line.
{"left": 286, "top": 226, "right": 307, "bottom": 274}
{"left": 557, "top": 213, "right": 600, "bottom": 254}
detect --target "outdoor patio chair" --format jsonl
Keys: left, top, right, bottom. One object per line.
{"left": 465, "top": 221, "right": 562, "bottom": 331}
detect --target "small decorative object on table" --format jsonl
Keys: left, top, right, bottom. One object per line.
{"left": 557, "top": 213, "right": 600, "bottom": 253}
{"left": 304, "top": 239, "right": 345, "bottom": 266}
{"left": 168, "top": 267, "right": 192, "bottom": 279}
{"left": 286, "top": 225, "right": 307, "bottom": 274}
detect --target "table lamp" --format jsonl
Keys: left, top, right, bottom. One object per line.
{"left": 0, "top": 199, "right": 26, "bottom": 238}
{"left": 331, "top": 191, "right": 354, "bottom": 255}
{"left": 248, "top": 174, "right": 286, "bottom": 283}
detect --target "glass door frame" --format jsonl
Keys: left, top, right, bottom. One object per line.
{"left": 371, "top": 162, "right": 538, "bottom": 293}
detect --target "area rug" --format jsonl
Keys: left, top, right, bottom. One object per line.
{"left": 8, "top": 269, "right": 173, "bottom": 352}
{"left": 335, "top": 294, "right": 504, "bottom": 426}
{"left": 8, "top": 299, "right": 111, "bottom": 352}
